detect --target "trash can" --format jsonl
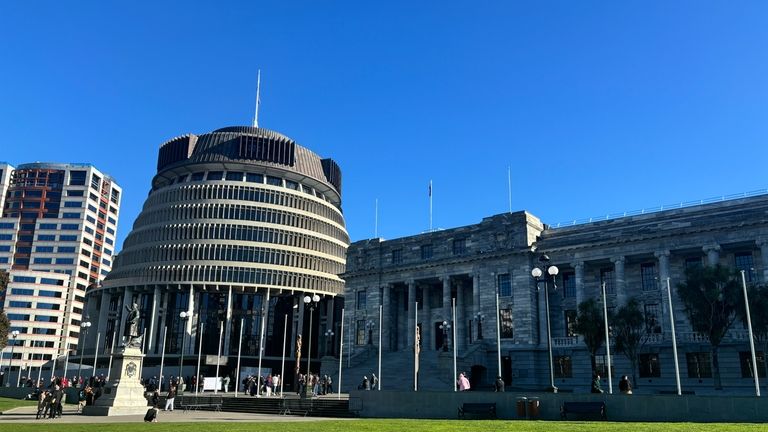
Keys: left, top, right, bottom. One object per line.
{"left": 516, "top": 397, "right": 528, "bottom": 418}
{"left": 527, "top": 397, "right": 541, "bottom": 419}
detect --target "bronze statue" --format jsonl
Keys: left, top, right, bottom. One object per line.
{"left": 295, "top": 334, "right": 302, "bottom": 372}
{"left": 124, "top": 302, "right": 141, "bottom": 348}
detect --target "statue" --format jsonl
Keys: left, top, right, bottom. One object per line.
{"left": 123, "top": 303, "right": 141, "bottom": 349}
{"left": 295, "top": 334, "right": 302, "bottom": 372}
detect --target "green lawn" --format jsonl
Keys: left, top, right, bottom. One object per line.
{"left": 0, "top": 397, "right": 37, "bottom": 413}
{"left": 1, "top": 420, "right": 765, "bottom": 432}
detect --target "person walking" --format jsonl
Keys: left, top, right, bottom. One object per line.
{"left": 165, "top": 385, "right": 177, "bottom": 411}
{"left": 457, "top": 372, "right": 471, "bottom": 391}
{"left": 619, "top": 375, "right": 633, "bottom": 395}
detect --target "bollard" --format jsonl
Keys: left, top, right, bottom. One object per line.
{"left": 528, "top": 397, "right": 541, "bottom": 419}
{"left": 516, "top": 397, "right": 528, "bottom": 419}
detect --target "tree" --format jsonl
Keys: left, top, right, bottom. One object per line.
{"left": 0, "top": 269, "right": 8, "bottom": 351}
{"left": 575, "top": 298, "right": 606, "bottom": 374}
{"left": 612, "top": 298, "right": 651, "bottom": 388}
{"left": 736, "top": 282, "right": 768, "bottom": 381}
{"left": 677, "top": 264, "right": 741, "bottom": 390}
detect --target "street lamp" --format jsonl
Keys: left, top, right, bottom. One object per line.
{"left": 365, "top": 320, "right": 375, "bottom": 345}
{"left": 324, "top": 329, "right": 335, "bottom": 356}
{"left": 439, "top": 320, "right": 451, "bottom": 352}
{"left": 9, "top": 330, "right": 19, "bottom": 387}
{"left": 77, "top": 321, "right": 92, "bottom": 387}
{"left": 303, "top": 293, "right": 321, "bottom": 396}
{"left": 178, "top": 311, "right": 189, "bottom": 390}
{"left": 531, "top": 254, "right": 559, "bottom": 393}
{"left": 474, "top": 312, "right": 485, "bottom": 340}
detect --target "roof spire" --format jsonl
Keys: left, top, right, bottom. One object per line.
{"left": 252, "top": 70, "right": 261, "bottom": 128}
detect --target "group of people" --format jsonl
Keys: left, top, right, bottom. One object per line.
{"left": 357, "top": 373, "right": 377, "bottom": 391}
{"left": 243, "top": 373, "right": 282, "bottom": 397}
{"left": 297, "top": 373, "right": 333, "bottom": 396}
{"left": 26, "top": 375, "right": 106, "bottom": 419}
{"left": 591, "top": 373, "right": 633, "bottom": 395}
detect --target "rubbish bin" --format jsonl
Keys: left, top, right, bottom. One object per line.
{"left": 516, "top": 397, "right": 528, "bottom": 418}
{"left": 527, "top": 397, "right": 541, "bottom": 419}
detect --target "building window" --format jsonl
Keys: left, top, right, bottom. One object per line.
{"left": 685, "top": 257, "right": 702, "bottom": 270}
{"left": 391, "top": 249, "right": 403, "bottom": 265}
{"left": 356, "top": 320, "right": 366, "bottom": 345}
{"left": 562, "top": 272, "right": 576, "bottom": 298}
{"left": 356, "top": 290, "right": 367, "bottom": 310}
{"left": 226, "top": 171, "right": 243, "bottom": 181}
{"left": 600, "top": 268, "right": 615, "bottom": 295}
{"left": 421, "top": 244, "right": 433, "bottom": 260}
{"left": 565, "top": 310, "right": 578, "bottom": 337}
{"left": 594, "top": 354, "right": 611, "bottom": 378}
{"left": 686, "top": 352, "right": 713, "bottom": 379}
{"left": 497, "top": 273, "right": 511, "bottom": 297}
{"left": 499, "top": 308, "right": 513, "bottom": 338}
{"left": 641, "top": 263, "right": 658, "bottom": 291}
{"left": 554, "top": 355, "right": 573, "bottom": 378}
{"left": 69, "top": 171, "right": 87, "bottom": 186}
{"left": 644, "top": 303, "right": 662, "bottom": 334}
{"left": 452, "top": 238, "right": 467, "bottom": 255}
{"left": 739, "top": 351, "right": 767, "bottom": 378}
{"left": 206, "top": 171, "right": 223, "bottom": 181}
{"left": 735, "top": 252, "right": 756, "bottom": 283}
{"left": 639, "top": 353, "right": 661, "bottom": 378}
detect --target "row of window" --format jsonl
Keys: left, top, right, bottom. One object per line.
{"left": 106, "top": 264, "right": 344, "bottom": 293}
{"left": 133, "top": 203, "right": 348, "bottom": 244}
{"left": 6, "top": 314, "right": 58, "bottom": 322}
{"left": 144, "top": 183, "right": 344, "bottom": 226}
{"left": 123, "top": 223, "right": 346, "bottom": 258}
{"left": 8, "top": 301, "right": 60, "bottom": 310}
{"left": 117, "top": 243, "right": 345, "bottom": 275}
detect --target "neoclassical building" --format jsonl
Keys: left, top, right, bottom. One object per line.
{"left": 82, "top": 127, "right": 348, "bottom": 384}
{"left": 342, "top": 193, "right": 768, "bottom": 392}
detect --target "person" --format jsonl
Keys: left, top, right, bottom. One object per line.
{"left": 370, "top": 373, "right": 378, "bottom": 390}
{"left": 360, "top": 376, "right": 370, "bottom": 390}
{"left": 494, "top": 375, "right": 505, "bottom": 392}
{"left": 165, "top": 385, "right": 177, "bottom": 411}
{"left": 591, "top": 374, "right": 604, "bottom": 394}
{"left": 151, "top": 389, "right": 160, "bottom": 407}
{"left": 144, "top": 405, "right": 159, "bottom": 422}
{"left": 457, "top": 372, "right": 471, "bottom": 391}
{"left": 273, "top": 374, "right": 281, "bottom": 396}
{"left": 619, "top": 375, "right": 633, "bottom": 395}
{"left": 223, "top": 375, "right": 231, "bottom": 393}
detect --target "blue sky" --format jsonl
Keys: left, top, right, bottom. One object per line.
{"left": 2, "top": 1, "right": 767, "bottom": 250}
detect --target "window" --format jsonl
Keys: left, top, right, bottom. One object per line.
{"left": 12, "top": 276, "right": 36, "bottom": 283}
{"left": 63, "top": 201, "right": 81, "bottom": 208}
{"left": 38, "top": 290, "right": 62, "bottom": 297}
{"left": 499, "top": 308, "right": 513, "bottom": 338}
{"left": 641, "top": 263, "right": 658, "bottom": 291}
{"left": 9, "top": 301, "right": 32, "bottom": 308}
{"left": 644, "top": 304, "right": 662, "bottom": 334}
{"left": 266, "top": 176, "right": 282, "bottom": 186}
{"left": 565, "top": 310, "right": 578, "bottom": 337}
{"left": 594, "top": 354, "right": 612, "bottom": 378}
{"left": 7, "top": 314, "right": 31, "bottom": 321}
{"left": 498, "top": 273, "right": 511, "bottom": 297}
{"left": 0, "top": 234, "right": 11, "bottom": 240}
{"left": 356, "top": 290, "right": 367, "bottom": 310}
{"left": 10, "top": 288, "right": 34, "bottom": 296}
{"left": 34, "top": 315, "right": 58, "bottom": 323}
{"left": 600, "top": 268, "right": 615, "bottom": 295}
{"left": 39, "top": 223, "right": 57, "bottom": 229}
{"left": 62, "top": 212, "right": 80, "bottom": 219}
{"left": 554, "top": 355, "right": 573, "bottom": 378}
{"left": 226, "top": 171, "right": 243, "bottom": 181}
{"left": 453, "top": 238, "right": 467, "bottom": 255}
{"left": 356, "top": 320, "right": 367, "bottom": 345}
{"left": 35, "top": 246, "right": 54, "bottom": 253}
{"left": 285, "top": 180, "right": 299, "bottom": 190}
{"left": 61, "top": 224, "right": 79, "bottom": 230}
{"left": 191, "top": 172, "right": 205, "bottom": 181}
{"left": 735, "top": 252, "right": 756, "bottom": 283}
{"left": 562, "top": 272, "right": 576, "bottom": 298}
{"left": 32, "top": 328, "right": 56, "bottom": 335}
{"left": 57, "top": 246, "right": 76, "bottom": 253}
{"left": 33, "top": 257, "right": 53, "bottom": 264}
{"left": 0, "top": 222, "right": 14, "bottom": 229}
{"left": 686, "top": 352, "right": 713, "bottom": 378}
{"left": 69, "top": 170, "right": 87, "bottom": 185}
{"left": 639, "top": 353, "right": 661, "bottom": 378}
{"left": 56, "top": 258, "right": 74, "bottom": 265}
{"left": 67, "top": 190, "right": 84, "bottom": 197}
{"left": 391, "top": 249, "right": 403, "bottom": 265}
{"left": 0, "top": 245, "right": 11, "bottom": 252}
{"left": 739, "top": 351, "right": 766, "bottom": 378}
{"left": 59, "top": 235, "right": 78, "bottom": 241}
{"left": 246, "top": 173, "right": 264, "bottom": 183}
{"left": 421, "top": 244, "right": 433, "bottom": 260}
{"left": 36, "top": 302, "right": 60, "bottom": 310}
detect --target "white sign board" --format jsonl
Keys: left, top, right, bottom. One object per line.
{"left": 203, "top": 377, "right": 222, "bottom": 391}
{"left": 205, "top": 355, "right": 228, "bottom": 366}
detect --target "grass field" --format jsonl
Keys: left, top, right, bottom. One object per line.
{"left": 0, "top": 419, "right": 765, "bottom": 432}
{"left": 0, "top": 397, "right": 37, "bottom": 413}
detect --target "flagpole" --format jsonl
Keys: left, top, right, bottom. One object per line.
{"left": 602, "top": 282, "right": 613, "bottom": 394}
{"left": 429, "top": 180, "right": 433, "bottom": 231}
{"left": 507, "top": 166, "right": 512, "bottom": 213}
{"left": 495, "top": 293, "right": 501, "bottom": 377}
{"left": 195, "top": 324, "right": 203, "bottom": 395}
{"left": 92, "top": 333, "right": 100, "bottom": 377}
{"left": 63, "top": 347, "right": 70, "bottom": 385}
{"left": 235, "top": 318, "right": 244, "bottom": 398}
{"left": 374, "top": 198, "right": 379, "bottom": 238}
{"left": 740, "top": 270, "right": 761, "bottom": 397}
{"left": 338, "top": 308, "right": 345, "bottom": 400}
{"left": 414, "top": 301, "right": 419, "bottom": 391}
{"left": 257, "top": 288, "right": 271, "bottom": 396}
{"left": 107, "top": 331, "right": 118, "bottom": 381}
{"left": 378, "top": 304, "right": 382, "bottom": 391}
{"left": 280, "top": 314, "right": 287, "bottom": 398}
{"left": 452, "top": 297, "right": 457, "bottom": 392}
{"left": 666, "top": 278, "right": 682, "bottom": 396}
{"left": 158, "top": 327, "right": 167, "bottom": 392}
{"left": 215, "top": 322, "right": 223, "bottom": 394}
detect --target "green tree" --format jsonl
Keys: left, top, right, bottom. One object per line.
{"left": 677, "top": 264, "right": 741, "bottom": 390}
{"left": 575, "top": 298, "right": 606, "bottom": 374}
{"left": 612, "top": 298, "right": 650, "bottom": 388}
{"left": 736, "top": 281, "right": 768, "bottom": 381}
{"left": 0, "top": 269, "right": 8, "bottom": 351}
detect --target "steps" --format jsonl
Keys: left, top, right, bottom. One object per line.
{"left": 223, "top": 395, "right": 354, "bottom": 417}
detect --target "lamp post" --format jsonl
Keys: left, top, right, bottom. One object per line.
{"left": 8, "top": 331, "right": 19, "bottom": 387}
{"left": 365, "top": 320, "right": 375, "bottom": 345}
{"left": 324, "top": 329, "right": 335, "bottom": 356}
{"left": 178, "top": 311, "right": 189, "bottom": 390}
{"left": 474, "top": 312, "right": 485, "bottom": 340}
{"left": 77, "top": 321, "right": 91, "bottom": 387}
{"left": 439, "top": 320, "right": 451, "bottom": 352}
{"left": 303, "top": 293, "right": 320, "bottom": 397}
{"left": 531, "top": 254, "right": 559, "bottom": 393}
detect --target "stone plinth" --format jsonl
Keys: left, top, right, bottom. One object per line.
{"left": 83, "top": 347, "right": 148, "bottom": 416}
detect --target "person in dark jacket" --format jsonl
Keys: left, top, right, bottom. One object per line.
{"left": 591, "top": 374, "right": 604, "bottom": 394}
{"left": 619, "top": 375, "right": 633, "bottom": 395}
{"left": 494, "top": 375, "right": 505, "bottom": 392}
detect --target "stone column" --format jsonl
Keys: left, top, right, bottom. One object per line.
{"left": 325, "top": 297, "right": 335, "bottom": 356}
{"left": 96, "top": 290, "right": 111, "bottom": 356}
{"left": 442, "top": 276, "right": 451, "bottom": 324}
{"left": 612, "top": 257, "right": 626, "bottom": 303}
{"left": 536, "top": 270, "right": 547, "bottom": 348}
{"left": 757, "top": 239, "right": 768, "bottom": 283}
{"left": 472, "top": 273, "right": 480, "bottom": 343}
{"left": 703, "top": 244, "right": 721, "bottom": 267}
{"left": 573, "top": 262, "right": 585, "bottom": 307}
{"left": 655, "top": 250, "right": 671, "bottom": 333}
{"left": 382, "top": 284, "right": 391, "bottom": 352}
{"left": 422, "top": 284, "right": 431, "bottom": 351}
{"left": 407, "top": 280, "right": 416, "bottom": 348}
{"left": 456, "top": 280, "right": 465, "bottom": 352}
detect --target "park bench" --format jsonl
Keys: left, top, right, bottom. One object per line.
{"left": 178, "top": 395, "right": 223, "bottom": 413}
{"left": 457, "top": 402, "right": 497, "bottom": 419}
{"left": 280, "top": 398, "right": 312, "bottom": 416}
{"left": 560, "top": 401, "right": 606, "bottom": 420}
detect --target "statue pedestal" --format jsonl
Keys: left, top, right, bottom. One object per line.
{"left": 83, "top": 347, "right": 149, "bottom": 416}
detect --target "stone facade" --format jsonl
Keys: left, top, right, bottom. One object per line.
{"left": 342, "top": 194, "right": 768, "bottom": 393}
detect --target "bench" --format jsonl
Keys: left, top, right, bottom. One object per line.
{"left": 280, "top": 398, "right": 312, "bottom": 416}
{"left": 458, "top": 402, "right": 497, "bottom": 419}
{"left": 560, "top": 401, "right": 606, "bottom": 420}
{"left": 178, "top": 396, "right": 223, "bottom": 413}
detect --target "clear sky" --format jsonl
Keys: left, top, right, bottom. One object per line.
{"left": 2, "top": 1, "right": 767, "bottom": 251}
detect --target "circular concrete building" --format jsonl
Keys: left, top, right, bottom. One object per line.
{"left": 82, "top": 126, "right": 348, "bottom": 385}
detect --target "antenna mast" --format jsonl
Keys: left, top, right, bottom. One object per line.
{"left": 252, "top": 70, "right": 261, "bottom": 128}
